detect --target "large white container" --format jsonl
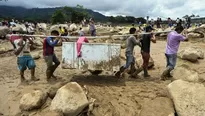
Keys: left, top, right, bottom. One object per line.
{"left": 62, "top": 42, "right": 121, "bottom": 71}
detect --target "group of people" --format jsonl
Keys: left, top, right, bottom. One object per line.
{"left": 116, "top": 24, "right": 188, "bottom": 80}
{"left": 10, "top": 20, "right": 188, "bottom": 84}
{"left": 10, "top": 26, "right": 90, "bottom": 84}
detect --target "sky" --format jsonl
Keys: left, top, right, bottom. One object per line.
{"left": 0, "top": 0, "right": 205, "bottom": 19}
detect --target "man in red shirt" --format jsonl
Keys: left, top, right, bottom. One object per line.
{"left": 43, "top": 30, "right": 61, "bottom": 81}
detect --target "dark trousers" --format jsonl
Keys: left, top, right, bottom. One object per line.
{"left": 141, "top": 52, "right": 150, "bottom": 70}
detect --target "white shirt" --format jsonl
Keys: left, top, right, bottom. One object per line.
{"left": 14, "top": 39, "right": 31, "bottom": 57}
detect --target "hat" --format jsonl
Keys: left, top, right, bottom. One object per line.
{"left": 145, "top": 25, "right": 154, "bottom": 32}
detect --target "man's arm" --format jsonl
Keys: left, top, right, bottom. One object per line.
{"left": 151, "top": 34, "right": 156, "bottom": 43}
{"left": 84, "top": 38, "right": 89, "bottom": 43}
{"left": 46, "top": 37, "right": 59, "bottom": 47}
{"left": 132, "top": 36, "right": 141, "bottom": 47}
{"left": 181, "top": 29, "right": 188, "bottom": 41}
{"left": 14, "top": 39, "right": 24, "bottom": 56}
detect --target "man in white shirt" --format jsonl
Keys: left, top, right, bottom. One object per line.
{"left": 14, "top": 36, "right": 39, "bottom": 84}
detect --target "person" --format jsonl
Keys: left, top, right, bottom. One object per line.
{"left": 77, "top": 31, "right": 89, "bottom": 57}
{"left": 129, "top": 23, "right": 136, "bottom": 34}
{"left": 89, "top": 20, "right": 96, "bottom": 36}
{"left": 63, "top": 27, "right": 68, "bottom": 36}
{"left": 151, "top": 19, "right": 155, "bottom": 27}
{"left": 156, "top": 18, "right": 161, "bottom": 28}
{"left": 132, "top": 26, "right": 156, "bottom": 78}
{"left": 59, "top": 26, "right": 65, "bottom": 35}
{"left": 161, "top": 26, "right": 188, "bottom": 80}
{"left": 43, "top": 30, "right": 61, "bottom": 82}
{"left": 10, "top": 30, "right": 22, "bottom": 49}
{"left": 168, "top": 18, "right": 173, "bottom": 28}
{"left": 115, "top": 27, "right": 141, "bottom": 77}
{"left": 14, "top": 35, "right": 39, "bottom": 84}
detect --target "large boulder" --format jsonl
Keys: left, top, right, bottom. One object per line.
{"left": 70, "top": 23, "right": 78, "bottom": 31}
{"left": 171, "top": 65, "right": 204, "bottom": 82}
{"left": 19, "top": 90, "right": 48, "bottom": 111}
{"left": 38, "top": 111, "right": 64, "bottom": 116}
{"left": 37, "top": 23, "right": 47, "bottom": 30}
{"left": 50, "top": 24, "right": 69, "bottom": 32}
{"left": 15, "top": 24, "right": 27, "bottom": 32}
{"left": 188, "top": 32, "right": 203, "bottom": 38}
{"left": 168, "top": 80, "right": 205, "bottom": 116}
{"left": 0, "top": 26, "right": 10, "bottom": 38}
{"left": 178, "top": 47, "right": 204, "bottom": 62}
{"left": 50, "top": 82, "right": 89, "bottom": 116}
{"left": 139, "top": 97, "right": 175, "bottom": 116}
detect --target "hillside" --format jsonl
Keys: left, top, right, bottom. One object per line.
{"left": 0, "top": 6, "right": 108, "bottom": 22}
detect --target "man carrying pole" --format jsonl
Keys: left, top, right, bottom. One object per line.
{"left": 43, "top": 30, "right": 61, "bottom": 82}
{"left": 14, "top": 35, "right": 39, "bottom": 84}
{"left": 161, "top": 25, "right": 188, "bottom": 80}
{"left": 132, "top": 25, "right": 156, "bottom": 78}
{"left": 115, "top": 27, "right": 141, "bottom": 77}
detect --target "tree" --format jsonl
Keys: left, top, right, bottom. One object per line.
{"left": 51, "top": 9, "right": 65, "bottom": 24}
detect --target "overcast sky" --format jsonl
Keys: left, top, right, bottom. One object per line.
{"left": 1, "top": 0, "right": 205, "bottom": 19}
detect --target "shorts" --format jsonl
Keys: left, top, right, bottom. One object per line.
{"left": 17, "top": 56, "right": 36, "bottom": 71}
{"left": 165, "top": 54, "right": 177, "bottom": 70}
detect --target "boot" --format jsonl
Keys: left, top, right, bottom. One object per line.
{"left": 130, "top": 63, "right": 136, "bottom": 75}
{"left": 161, "top": 68, "right": 170, "bottom": 81}
{"left": 131, "top": 67, "right": 143, "bottom": 78}
{"left": 115, "top": 66, "right": 126, "bottom": 77}
{"left": 46, "top": 70, "right": 52, "bottom": 81}
{"left": 144, "top": 69, "right": 150, "bottom": 78}
{"left": 51, "top": 64, "right": 59, "bottom": 80}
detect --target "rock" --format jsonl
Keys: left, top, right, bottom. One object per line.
{"left": 0, "top": 26, "right": 10, "bottom": 38}
{"left": 171, "top": 65, "right": 203, "bottom": 82}
{"left": 188, "top": 32, "right": 203, "bottom": 38}
{"left": 70, "top": 23, "right": 78, "bottom": 31}
{"left": 34, "top": 39, "right": 43, "bottom": 46}
{"left": 50, "top": 24, "right": 69, "bottom": 32}
{"left": 37, "top": 23, "right": 47, "bottom": 30}
{"left": 0, "top": 47, "right": 6, "bottom": 54}
{"left": 139, "top": 97, "right": 175, "bottom": 116}
{"left": 168, "top": 80, "right": 205, "bottom": 116}
{"left": 12, "top": 26, "right": 23, "bottom": 32}
{"left": 48, "top": 83, "right": 65, "bottom": 99}
{"left": 20, "top": 90, "right": 48, "bottom": 111}
{"left": 15, "top": 24, "right": 27, "bottom": 32}
{"left": 178, "top": 47, "right": 204, "bottom": 62}
{"left": 50, "top": 82, "right": 89, "bottom": 116}
{"left": 38, "top": 111, "right": 64, "bottom": 116}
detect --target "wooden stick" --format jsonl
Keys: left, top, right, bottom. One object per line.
{"left": 6, "top": 30, "right": 172, "bottom": 39}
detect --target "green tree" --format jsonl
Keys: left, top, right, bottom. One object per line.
{"left": 51, "top": 9, "right": 65, "bottom": 24}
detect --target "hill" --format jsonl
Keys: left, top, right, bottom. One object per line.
{"left": 0, "top": 6, "right": 108, "bottom": 22}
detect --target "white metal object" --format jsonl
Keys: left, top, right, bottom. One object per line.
{"left": 62, "top": 42, "right": 121, "bottom": 71}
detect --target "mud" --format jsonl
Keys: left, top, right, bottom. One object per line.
{"left": 0, "top": 40, "right": 205, "bottom": 116}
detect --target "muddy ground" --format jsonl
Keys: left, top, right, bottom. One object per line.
{"left": 0, "top": 40, "right": 205, "bottom": 116}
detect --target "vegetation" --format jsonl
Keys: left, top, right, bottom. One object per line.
{"left": 0, "top": 5, "right": 146, "bottom": 24}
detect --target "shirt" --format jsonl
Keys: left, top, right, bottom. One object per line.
{"left": 126, "top": 35, "right": 140, "bottom": 54}
{"left": 77, "top": 36, "right": 89, "bottom": 57}
{"left": 90, "top": 23, "right": 96, "bottom": 31}
{"left": 166, "top": 31, "right": 186, "bottom": 54}
{"left": 141, "top": 34, "right": 152, "bottom": 53}
{"left": 43, "top": 37, "right": 58, "bottom": 56}
{"left": 14, "top": 39, "right": 30, "bottom": 57}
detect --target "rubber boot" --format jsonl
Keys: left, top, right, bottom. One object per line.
{"left": 46, "top": 70, "right": 52, "bottom": 81}
{"left": 144, "top": 69, "right": 150, "bottom": 78}
{"left": 130, "top": 63, "right": 136, "bottom": 75}
{"left": 161, "top": 68, "right": 170, "bottom": 81}
{"left": 115, "top": 66, "right": 126, "bottom": 77}
{"left": 131, "top": 67, "right": 143, "bottom": 78}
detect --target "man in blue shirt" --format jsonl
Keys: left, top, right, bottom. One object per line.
{"left": 43, "top": 30, "right": 60, "bottom": 81}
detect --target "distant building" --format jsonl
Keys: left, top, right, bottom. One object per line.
{"left": 191, "top": 17, "right": 205, "bottom": 23}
